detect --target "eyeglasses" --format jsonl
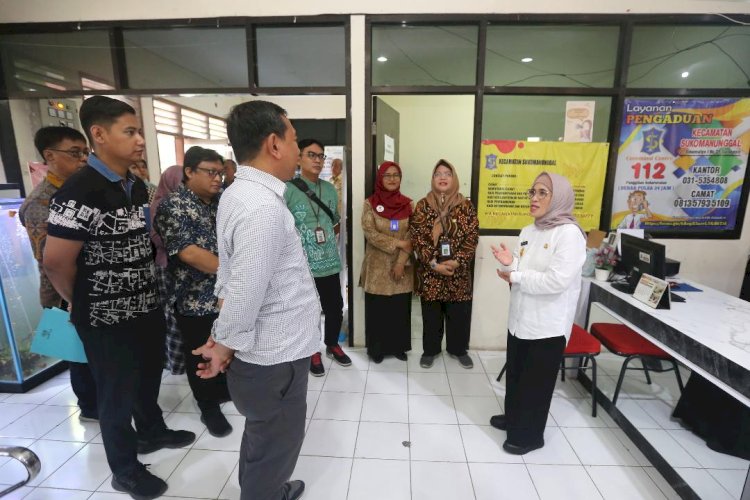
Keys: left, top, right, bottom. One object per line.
{"left": 47, "top": 148, "right": 89, "bottom": 159}
{"left": 304, "top": 151, "right": 326, "bottom": 161}
{"left": 382, "top": 173, "right": 401, "bottom": 179}
{"left": 527, "top": 188, "right": 551, "bottom": 200}
{"left": 433, "top": 171, "right": 453, "bottom": 178}
{"left": 195, "top": 167, "right": 225, "bottom": 180}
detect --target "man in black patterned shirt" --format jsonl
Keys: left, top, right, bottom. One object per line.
{"left": 155, "top": 145, "right": 231, "bottom": 438}
{"left": 44, "top": 96, "right": 195, "bottom": 500}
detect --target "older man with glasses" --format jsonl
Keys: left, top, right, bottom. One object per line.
{"left": 154, "top": 145, "right": 233, "bottom": 438}
{"left": 19, "top": 126, "right": 99, "bottom": 422}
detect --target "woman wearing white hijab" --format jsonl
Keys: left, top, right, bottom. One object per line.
{"left": 489, "top": 172, "right": 586, "bottom": 455}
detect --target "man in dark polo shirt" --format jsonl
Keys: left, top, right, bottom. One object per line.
{"left": 43, "top": 96, "right": 195, "bottom": 500}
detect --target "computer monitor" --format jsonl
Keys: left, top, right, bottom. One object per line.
{"left": 618, "top": 233, "right": 666, "bottom": 292}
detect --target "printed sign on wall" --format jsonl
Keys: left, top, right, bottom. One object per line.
{"left": 611, "top": 98, "right": 750, "bottom": 233}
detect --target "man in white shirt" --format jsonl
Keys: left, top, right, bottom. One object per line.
{"left": 193, "top": 100, "right": 320, "bottom": 500}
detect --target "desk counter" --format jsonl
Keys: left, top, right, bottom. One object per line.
{"left": 588, "top": 279, "right": 750, "bottom": 406}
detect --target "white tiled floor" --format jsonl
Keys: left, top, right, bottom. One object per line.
{"left": 0, "top": 349, "right": 747, "bottom": 499}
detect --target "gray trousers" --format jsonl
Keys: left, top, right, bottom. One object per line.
{"left": 227, "top": 356, "right": 310, "bottom": 500}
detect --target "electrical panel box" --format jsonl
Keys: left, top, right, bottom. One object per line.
{"left": 39, "top": 99, "right": 79, "bottom": 129}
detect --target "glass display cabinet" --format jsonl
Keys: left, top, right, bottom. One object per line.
{"left": 0, "top": 198, "right": 66, "bottom": 393}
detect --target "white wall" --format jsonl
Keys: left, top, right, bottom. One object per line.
{"left": 351, "top": 16, "right": 368, "bottom": 347}
{"left": 168, "top": 95, "right": 347, "bottom": 121}
{"left": 1, "top": 0, "right": 747, "bottom": 22}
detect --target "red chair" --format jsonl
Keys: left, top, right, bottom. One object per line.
{"left": 496, "top": 324, "right": 602, "bottom": 416}
{"left": 589, "top": 323, "right": 684, "bottom": 406}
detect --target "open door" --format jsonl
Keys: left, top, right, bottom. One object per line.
{"left": 373, "top": 97, "right": 400, "bottom": 168}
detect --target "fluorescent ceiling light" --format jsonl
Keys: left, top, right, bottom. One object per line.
{"left": 377, "top": 56, "right": 388, "bottom": 62}
{"left": 521, "top": 57, "right": 533, "bottom": 63}
{"left": 681, "top": 71, "right": 690, "bottom": 78}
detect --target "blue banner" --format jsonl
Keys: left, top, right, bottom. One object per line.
{"left": 611, "top": 98, "right": 750, "bottom": 233}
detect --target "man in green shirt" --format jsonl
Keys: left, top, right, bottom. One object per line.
{"left": 285, "top": 139, "right": 351, "bottom": 376}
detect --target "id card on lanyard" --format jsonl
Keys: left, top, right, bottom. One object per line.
{"left": 439, "top": 236, "right": 451, "bottom": 258}
{"left": 315, "top": 227, "right": 326, "bottom": 244}
{"left": 390, "top": 219, "right": 399, "bottom": 232}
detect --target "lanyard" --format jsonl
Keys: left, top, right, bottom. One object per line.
{"left": 307, "top": 181, "right": 323, "bottom": 225}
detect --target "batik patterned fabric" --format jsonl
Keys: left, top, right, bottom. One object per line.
{"left": 18, "top": 171, "right": 65, "bottom": 308}
{"left": 410, "top": 198, "right": 479, "bottom": 302}
{"left": 154, "top": 184, "right": 220, "bottom": 317}
{"left": 47, "top": 155, "right": 159, "bottom": 328}
{"left": 284, "top": 176, "right": 341, "bottom": 278}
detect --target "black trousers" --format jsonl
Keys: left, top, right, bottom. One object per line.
{"left": 673, "top": 373, "right": 750, "bottom": 460}
{"left": 228, "top": 356, "right": 309, "bottom": 500}
{"left": 76, "top": 309, "right": 167, "bottom": 476}
{"left": 365, "top": 292, "right": 412, "bottom": 358}
{"left": 69, "top": 361, "right": 97, "bottom": 416}
{"left": 175, "top": 313, "right": 230, "bottom": 410}
{"left": 314, "top": 273, "right": 343, "bottom": 347}
{"left": 60, "top": 300, "right": 98, "bottom": 415}
{"left": 504, "top": 331, "right": 566, "bottom": 447}
{"left": 421, "top": 299, "right": 472, "bottom": 357}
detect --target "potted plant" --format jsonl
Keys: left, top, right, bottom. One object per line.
{"left": 594, "top": 244, "right": 618, "bottom": 281}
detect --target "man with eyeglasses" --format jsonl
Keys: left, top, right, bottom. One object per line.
{"left": 19, "top": 126, "right": 98, "bottom": 422}
{"left": 285, "top": 138, "right": 351, "bottom": 376}
{"left": 154, "top": 146, "right": 232, "bottom": 438}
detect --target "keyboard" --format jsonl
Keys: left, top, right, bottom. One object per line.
{"left": 610, "top": 281, "right": 633, "bottom": 294}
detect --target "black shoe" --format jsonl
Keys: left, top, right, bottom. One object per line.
{"left": 200, "top": 407, "right": 232, "bottom": 438}
{"left": 137, "top": 428, "right": 196, "bottom": 454}
{"left": 489, "top": 414, "right": 506, "bottom": 430}
{"left": 394, "top": 352, "right": 408, "bottom": 361}
{"left": 502, "top": 439, "right": 544, "bottom": 455}
{"left": 310, "top": 352, "right": 325, "bottom": 377}
{"left": 419, "top": 354, "right": 435, "bottom": 369}
{"left": 370, "top": 353, "right": 384, "bottom": 364}
{"left": 449, "top": 353, "right": 474, "bottom": 369}
{"left": 111, "top": 463, "right": 168, "bottom": 500}
{"left": 79, "top": 410, "right": 99, "bottom": 422}
{"left": 284, "top": 479, "right": 305, "bottom": 500}
{"left": 326, "top": 345, "right": 352, "bottom": 367}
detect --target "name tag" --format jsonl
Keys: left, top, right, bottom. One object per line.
{"left": 314, "top": 227, "right": 326, "bottom": 244}
{"left": 440, "top": 240, "right": 451, "bottom": 257}
{"left": 390, "top": 219, "right": 399, "bottom": 231}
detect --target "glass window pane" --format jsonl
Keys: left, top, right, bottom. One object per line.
{"left": 482, "top": 95, "right": 612, "bottom": 142}
{"left": 372, "top": 25, "right": 477, "bottom": 86}
{"left": 256, "top": 26, "right": 345, "bottom": 87}
{"left": 628, "top": 25, "right": 750, "bottom": 88}
{"left": 124, "top": 28, "right": 248, "bottom": 89}
{"left": 484, "top": 25, "right": 619, "bottom": 88}
{"left": 0, "top": 31, "right": 115, "bottom": 93}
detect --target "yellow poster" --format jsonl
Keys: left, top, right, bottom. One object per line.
{"left": 478, "top": 140, "right": 609, "bottom": 230}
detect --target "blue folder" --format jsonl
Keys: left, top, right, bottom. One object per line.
{"left": 30, "top": 307, "right": 87, "bottom": 363}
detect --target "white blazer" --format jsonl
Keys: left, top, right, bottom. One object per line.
{"left": 501, "top": 223, "right": 586, "bottom": 341}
